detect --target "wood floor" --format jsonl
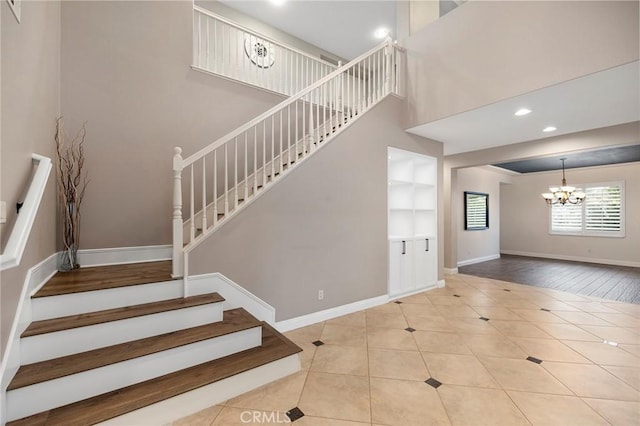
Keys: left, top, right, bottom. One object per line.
{"left": 459, "top": 255, "right": 640, "bottom": 304}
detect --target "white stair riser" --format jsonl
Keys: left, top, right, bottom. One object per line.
{"left": 20, "top": 303, "right": 223, "bottom": 364}
{"left": 7, "top": 327, "right": 262, "bottom": 422}
{"left": 31, "top": 280, "right": 184, "bottom": 321}
{"left": 97, "top": 353, "right": 301, "bottom": 426}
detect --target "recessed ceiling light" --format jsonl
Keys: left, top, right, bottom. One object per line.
{"left": 374, "top": 27, "right": 390, "bottom": 39}
{"left": 514, "top": 108, "right": 532, "bottom": 116}
{"left": 543, "top": 126, "right": 557, "bottom": 132}
{"left": 270, "top": 0, "right": 286, "bottom": 6}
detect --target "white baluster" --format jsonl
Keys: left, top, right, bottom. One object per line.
{"left": 172, "top": 147, "right": 183, "bottom": 278}
{"left": 271, "top": 115, "right": 275, "bottom": 180}
{"left": 254, "top": 127, "right": 258, "bottom": 193}
{"left": 385, "top": 36, "right": 392, "bottom": 94}
{"left": 262, "top": 122, "right": 266, "bottom": 185}
{"left": 279, "top": 111, "right": 283, "bottom": 174}
{"left": 287, "top": 105, "right": 291, "bottom": 164}
{"left": 213, "top": 150, "right": 218, "bottom": 226}
{"left": 308, "top": 94, "right": 314, "bottom": 153}
{"left": 201, "top": 157, "right": 207, "bottom": 232}
{"left": 205, "top": 18, "right": 210, "bottom": 71}
{"left": 244, "top": 133, "right": 248, "bottom": 200}
{"left": 224, "top": 144, "right": 229, "bottom": 215}
{"left": 190, "top": 166, "right": 195, "bottom": 242}
{"left": 234, "top": 137, "right": 238, "bottom": 210}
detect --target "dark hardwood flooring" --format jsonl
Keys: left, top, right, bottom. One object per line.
{"left": 459, "top": 255, "right": 640, "bottom": 304}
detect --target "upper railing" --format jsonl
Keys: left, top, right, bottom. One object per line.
{"left": 193, "top": 5, "right": 338, "bottom": 96}
{"left": 0, "top": 154, "right": 52, "bottom": 271}
{"left": 173, "top": 38, "right": 405, "bottom": 278}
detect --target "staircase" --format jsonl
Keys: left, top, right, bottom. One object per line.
{"left": 173, "top": 37, "right": 405, "bottom": 278}
{"left": 4, "top": 262, "right": 300, "bottom": 424}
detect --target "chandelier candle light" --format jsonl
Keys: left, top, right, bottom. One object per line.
{"left": 542, "top": 158, "right": 586, "bottom": 206}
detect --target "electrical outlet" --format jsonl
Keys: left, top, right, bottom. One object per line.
{"left": 318, "top": 290, "right": 324, "bottom": 300}
{"left": 0, "top": 201, "right": 6, "bottom": 224}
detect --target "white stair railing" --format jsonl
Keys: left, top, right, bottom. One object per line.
{"left": 173, "top": 38, "right": 405, "bottom": 278}
{"left": 193, "top": 5, "right": 338, "bottom": 96}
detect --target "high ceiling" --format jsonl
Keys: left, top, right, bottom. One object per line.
{"left": 219, "top": 0, "right": 397, "bottom": 60}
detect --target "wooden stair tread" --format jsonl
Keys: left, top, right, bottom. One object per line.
{"left": 22, "top": 293, "right": 224, "bottom": 338}
{"left": 33, "top": 261, "right": 173, "bottom": 298}
{"left": 9, "top": 308, "right": 259, "bottom": 391}
{"left": 8, "top": 324, "right": 301, "bottom": 426}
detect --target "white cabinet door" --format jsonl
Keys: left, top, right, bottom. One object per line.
{"left": 414, "top": 238, "right": 437, "bottom": 288}
{"left": 389, "top": 239, "right": 414, "bottom": 296}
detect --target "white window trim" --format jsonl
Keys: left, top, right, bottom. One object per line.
{"left": 548, "top": 180, "right": 625, "bottom": 238}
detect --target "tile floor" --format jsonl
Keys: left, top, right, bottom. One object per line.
{"left": 173, "top": 274, "right": 640, "bottom": 425}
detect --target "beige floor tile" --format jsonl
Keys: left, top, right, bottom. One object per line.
{"left": 285, "top": 323, "right": 325, "bottom": 344}
{"left": 470, "top": 306, "right": 524, "bottom": 321}
{"left": 226, "top": 371, "right": 307, "bottom": 412}
{"left": 422, "top": 352, "right": 499, "bottom": 388}
{"left": 561, "top": 340, "right": 640, "bottom": 367}
{"left": 296, "top": 416, "right": 371, "bottom": 426}
{"left": 583, "top": 398, "right": 640, "bottom": 426}
{"left": 602, "top": 302, "right": 640, "bottom": 317}
{"left": 298, "top": 372, "right": 370, "bottom": 423}
{"left": 579, "top": 325, "right": 640, "bottom": 345}
{"left": 601, "top": 365, "right": 640, "bottom": 391}
{"left": 459, "top": 333, "right": 528, "bottom": 359}
{"left": 508, "top": 309, "right": 569, "bottom": 323}
{"left": 413, "top": 331, "right": 472, "bottom": 355}
{"left": 398, "top": 292, "right": 433, "bottom": 304}
{"left": 320, "top": 324, "right": 367, "bottom": 347}
{"left": 447, "top": 318, "right": 501, "bottom": 335}
{"left": 531, "top": 300, "right": 582, "bottom": 312}
{"left": 439, "top": 385, "right": 529, "bottom": 426}
{"left": 592, "top": 312, "right": 640, "bottom": 328}
{"left": 367, "top": 327, "right": 418, "bottom": 351}
{"left": 427, "top": 295, "right": 466, "bottom": 306}
{"left": 620, "top": 344, "right": 640, "bottom": 358}
{"left": 484, "top": 298, "right": 541, "bottom": 310}
{"left": 507, "top": 391, "right": 608, "bottom": 425}
{"left": 370, "top": 377, "right": 450, "bottom": 426}
{"left": 552, "top": 311, "right": 617, "bottom": 326}
{"left": 173, "top": 405, "right": 223, "bottom": 426}
{"left": 487, "top": 320, "right": 553, "bottom": 339}
{"left": 536, "top": 322, "right": 601, "bottom": 341}
{"left": 479, "top": 356, "right": 572, "bottom": 395}
{"left": 369, "top": 348, "right": 429, "bottom": 381}
{"left": 325, "top": 311, "right": 366, "bottom": 328}
{"left": 211, "top": 406, "right": 289, "bottom": 426}
{"left": 544, "top": 290, "right": 592, "bottom": 302}
{"left": 453, "top": 294, "right": 498, "bottom": 307}
{"left": 565, "top": 301, "right": 623, "bottom": 313}
{"left": 510, "top": 337, "right": 591, "bottom": 363}
{"left": 297, "top": 341, "right": 318, "bottom": 370}
{"left": 365, "top": 311, "right": 408, "bottom": 329}
{"left": 310, "top": 345, "right": 368, "bottom": 376}
{"left": 366, "top": 303, "right": 403, "bottom": 315}
{"left": 542, "top": 362, "right": 640, "bottom": 401}
{"left": 435, "top": 305, "right": 481, "bottom": 319}
{"left": 406, "top": 314, "right": 456, "bottom": 332}
{"left": 400, "top": 303, "right": 443, "bottom": 318}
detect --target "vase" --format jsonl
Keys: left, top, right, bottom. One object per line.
{"left": 59, "top": 244, "right": 79, "bottom": 272}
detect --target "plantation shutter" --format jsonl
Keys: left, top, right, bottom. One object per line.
{"left": 551, "top": 200, "right": 582, "bottom": 233}
{"left": 585, "top": 185, "right": 622, "bottom": 233}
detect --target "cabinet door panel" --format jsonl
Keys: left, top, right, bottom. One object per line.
{"left": 414, "top": 238, "right": 437, "bottom": 288}
{"left": 389, "top": 240, "right": 414, "bottom": 296}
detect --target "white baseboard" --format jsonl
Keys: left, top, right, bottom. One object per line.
{"left": 77, "top": 245, "right": 171, "bottom": 268}
{"left": 500, "top": 250, "right": 640, "bottom": 268}
{"left": 0, "top": 252, "right": 58, "bottom": 425}
{"left": 275, "top": 294, "right": 389, "bottom": 333}
{"left": 444, "top": 268, "right": 458, "bottom": 275}
{"left": 457, "top": 254, "right": 500, "bottom": 267}
{"left": 186, "top": 273, "right": 276, "bottom": 324}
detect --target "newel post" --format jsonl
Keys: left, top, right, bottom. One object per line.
{"left": 384, "top": 36, "right": 393, "bottom": 94}
{"left": 172, "top": 147, "right": 184, "bottom": 278}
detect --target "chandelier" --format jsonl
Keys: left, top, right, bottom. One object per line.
{"left": 542, "top": 158, "right": 585, "bottom": 206}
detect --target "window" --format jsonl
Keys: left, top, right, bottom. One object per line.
{"left": 550, "top": 181, "right": 624, "bottom": 237}
{"left": 464, "top": 191, "right": 489, "bottom": 230}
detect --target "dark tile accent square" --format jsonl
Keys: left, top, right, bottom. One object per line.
{"left": 312, "top": 340, "right": 324, "bottom": 347}
{"left": 540, "top": 308, "right": 551, "bottom": 312}
{"left": 526, "top": 356, "right": 543, "bottom": 364}
{"left": 425, "top": 378, "right": 442, "bottom": 389}
{"left": 503, "top": 289, "right": 511, "bottom": 292}
{"left": 286, "top": 407, "right": 305, "bottom": 422}
{"left": 394, "top": 301, "right": 403, "bottom": 304}
{"left": 453, "top": 294, "right": 461, "bottom": 298}
{"left": 479, "top": 317, "right": 490, "bottom": 321}
{"left": 405, "top": 327, "right": 416, "bottom": 333}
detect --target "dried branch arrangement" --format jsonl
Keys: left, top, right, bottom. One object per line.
{"left": 55, "top": 117, "right": 89, "bottom": 271}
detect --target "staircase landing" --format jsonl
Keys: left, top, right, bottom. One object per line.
{"left": 33, "top": 261, "right": 173, "bottom": 297}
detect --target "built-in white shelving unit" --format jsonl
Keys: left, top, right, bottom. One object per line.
{"left": 388, "top": 147, "right": 437, "bottom": 296}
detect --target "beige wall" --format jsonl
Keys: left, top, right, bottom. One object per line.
{"left": 189, "top": 97, "right": 444, "bottom": 321}
{"left": 60, "top": 1, "right": 289, "bottom": 249}
{"left": 501, "top": 162, "right": 640, "bottom": 266}
{"left": 0, "top": 1, "right": 60, "bottom": 358}
{"left": 456, "top": 166, "right": 511, "bottom": 266}
{"left": 404, "top": 0, "right": 639, "bottom": 126}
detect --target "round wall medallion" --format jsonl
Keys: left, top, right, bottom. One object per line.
{"left": 244, "top": 36, "right": 275, "bottom": 69}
